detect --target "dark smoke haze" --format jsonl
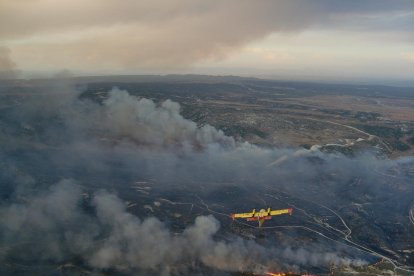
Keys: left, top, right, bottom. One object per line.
{"left": 0, "top": 84, "right": 412, "bottom": 274}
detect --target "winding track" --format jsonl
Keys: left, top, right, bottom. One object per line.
{"left": 410, "top": 206, "right": 414, "bottom": 226}
{"left": 158, "top": 190, "right": 414, "bottom": 273}
{"left": 305, "top": 118, "right": 393, "bottom": 152}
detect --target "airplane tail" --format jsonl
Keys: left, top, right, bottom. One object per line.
{"left": 259, "top": 218, "right": 264, "bottom": 227}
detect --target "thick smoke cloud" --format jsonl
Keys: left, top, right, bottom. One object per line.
{"left": 0, "top": 179, "right": 367, "bottom": 274}
{"left": 98, "top": 88, "right": 234, "bottom": 148}
{"left": 2, "top": 179, "right": 260, "bottom": 272}
{"left": 1, "top": 0, "right": 413, "bottom": 70}
{"left": 89, "top": 191, "right": 266, "bottom": 272}
{"left": 0, "top": 85, "right": 411, "bottom": 274}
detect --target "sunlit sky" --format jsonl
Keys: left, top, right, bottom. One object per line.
{"left": 1, "top": 0, "right": 413, "bottom": 84}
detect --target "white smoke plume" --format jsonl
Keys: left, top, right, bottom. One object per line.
{"left": 89, "top": 190, "right": 264, "bottom": 272}
{"left": 279, "top": 247, "right": 368, "bottom": 268}
{"left": 100, "top": 88, "right": 235, "bottom": 149}
{"left": 45, "top": 86, "right": 235, "bottom": 153}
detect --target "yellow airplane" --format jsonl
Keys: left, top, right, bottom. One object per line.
{"left": 230, "top": 207, "right": 292, "bottom": 227}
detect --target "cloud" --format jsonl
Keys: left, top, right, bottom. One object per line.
{"left": 407, "top": 53, "right": 414, "bottom": 62}
{"left": 1, "top": 0, "right": 413, "bottom": 71}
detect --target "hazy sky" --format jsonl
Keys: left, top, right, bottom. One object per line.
{"left": 1, "top": 0, "right": 413, "bottom": 83}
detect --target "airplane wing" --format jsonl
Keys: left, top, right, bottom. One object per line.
{"left": 232, "top": 212, "right": 254, "bottom": 219}
{"left": 269, "top": 208, "right": 292, "bottom": 216}
{"left": 231, "top": 208, "right": 292, "bottom": 220}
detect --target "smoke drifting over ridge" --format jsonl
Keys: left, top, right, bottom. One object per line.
{"left": 0, "top": 46, "right": 18, "bottom": 79}
{"left": 0, "top": 85, "right": 411, "bottom": 274}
